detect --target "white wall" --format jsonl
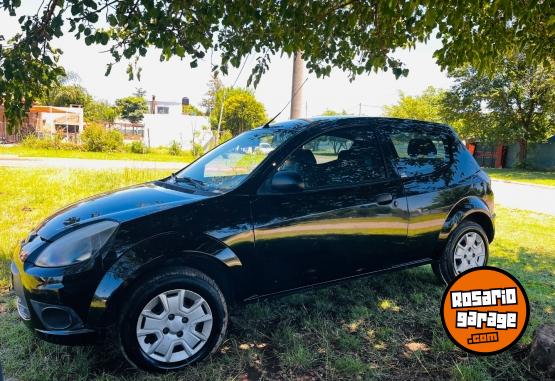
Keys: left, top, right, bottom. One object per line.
{"left": 143, "top": 114, "right": 212, "bottom": 149}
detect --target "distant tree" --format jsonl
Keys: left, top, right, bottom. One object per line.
{"left": 209, "top": 88, "right": 266, "bottom": 136}
{"left": 46, "top": 84, "right": 92, "bottom": 108}
{"left": 133, "top": 87, "right": 147, "bottom": 98}
{"left": 45, "top": 78, "right": 119, "bottom": 125}
{"left": 201, "top": 74, "right": 224, "bottom": 115}
{"left": 443, "top": 55, "right": 555, "bottom": 161}
{"left": 182, "top": 104, "right": 203, "bottom": 116}
{"left": 59, "top": 71, "right": 82, "bottom": 86}
{"left": 115, "top": 96, "right": 148, "bottom": 124}
{"left": 383, "top": 86, "right": 447, "bottom": 123}
{"left": 85, "top": 100, "right": 119, "bottom": 125}
{"left": 322, "top": 109, "right": 348, "bottom": 116}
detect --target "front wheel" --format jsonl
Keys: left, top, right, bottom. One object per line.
{"left": 433, "top": 221, "right": 489, "bottom": 284}
{"left": 118, "top": 267, "right": 228, "bottom": 371}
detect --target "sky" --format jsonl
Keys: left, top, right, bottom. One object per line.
{"left": 1, "top": 6, "right": 453, "bottom": 121}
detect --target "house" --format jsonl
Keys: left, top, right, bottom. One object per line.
{"left": 143, "top": 96, "right": 212, "bottom": 149}
{"left": 35, "top": 105, "right": 84, "bottom": 139}
{"left": 0, "top": 105, "right": 84, "bottom": 142}
{"left": 149, "top": 95, "right": 195, "bottom": 115}
{"left": 143, "top": 114, "right": 212, "bottom": 149}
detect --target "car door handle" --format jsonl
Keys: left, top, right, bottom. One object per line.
{"left": 376, "top": 193, "right": 393, "bottom": 205}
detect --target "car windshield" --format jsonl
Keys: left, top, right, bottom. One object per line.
{"left": 171, "top": 128, "right": 296, "bottom": 193}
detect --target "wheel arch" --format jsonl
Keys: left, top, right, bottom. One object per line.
{"left": 435, "top": 196, "right": 495, "bottom": 257}
{"left": 87, "top": 232, "right": 244, "bottom": 329}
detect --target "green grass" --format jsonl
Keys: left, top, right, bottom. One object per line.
{"left": 0, "top": 168, "right": 553, "bottom": 380}
{"left": 0, "top": 168, "right": 173, "bottom": 288}
{"left": 486, "top": 168, "right": 555, "bottom": 187}
{"left": 0, "top": 145, "right": 194, "bottom": 163}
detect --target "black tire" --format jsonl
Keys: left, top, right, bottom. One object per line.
{"left": 433, "top": 221, "right": 489, "bottom": 284}
{"left": 431, "top": 261, "right": 443, "bottom": 283}
{"left": 118, "top": 267, "right": 228, "bottom": 371}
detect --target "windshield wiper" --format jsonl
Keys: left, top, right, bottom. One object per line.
{"left": 170, "top": 173, "right": 207, "bottom": 189}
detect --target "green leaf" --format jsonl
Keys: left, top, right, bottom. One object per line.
{"left": 107, "top": 14, "right": 117, "bottom": 27}
{"left": 85, "top": 12, "right": 99, "bottom": 23}
{"left": 84, "top": 35, "right": 95, "bottom": 45}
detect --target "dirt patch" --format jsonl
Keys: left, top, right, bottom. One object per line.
{"left": 238, "top": 365, "right": 263, "bottom": 381}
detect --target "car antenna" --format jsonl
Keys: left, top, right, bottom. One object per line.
{"left": 263, "top": 77, "right": 309, "bottom": 128}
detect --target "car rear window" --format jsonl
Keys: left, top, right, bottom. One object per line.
{"left": 384, "top": 128, "right": 452, "bottom": 177}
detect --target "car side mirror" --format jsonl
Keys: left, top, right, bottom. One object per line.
{"left": 271, "top": 171, "right": 304, "bottom": 192}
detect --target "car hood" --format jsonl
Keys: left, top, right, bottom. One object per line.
{"left": 34, "top": 181, "right": 206, "bottom": 240}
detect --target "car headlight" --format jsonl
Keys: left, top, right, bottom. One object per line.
{"left": 34, "top": 221, "right": 119, "bottom": 267}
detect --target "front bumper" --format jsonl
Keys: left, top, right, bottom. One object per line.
{"left": 10, "top": 259, "right": 100, "bottom": 345}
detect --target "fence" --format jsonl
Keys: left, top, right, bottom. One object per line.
{"left": 505, "top": 143, "right": 555, "bottom": 170}
{"left": 471, "top": 142, "right": 555, "bottom": 170}
{"left": 472, "top": 143, "right": 499, "bottom": 168}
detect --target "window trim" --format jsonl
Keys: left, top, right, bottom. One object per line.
{"left": 258, "top": 125, "right": 391, "bottom": 194}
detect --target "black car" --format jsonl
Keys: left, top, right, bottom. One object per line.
{"left": 11, "top": 117, "right": 494, "bottom": 371}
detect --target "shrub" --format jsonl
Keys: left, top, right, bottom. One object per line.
{"left": 81, "top": 124, "right": 124, "bottom": 152}
{"left": 81, "top": 124, "right": 104, "bottom": 151}
{"left": 22, "top": 135, "right": 55, "bottom": 149}
{"left": 104, "top": 130, "right": 124, "bottom": 151}
{"left": 168, "top": 140, "right": 182, "bottom": 156}
{"left": 129, "top": 140, "right": 149, "bottom": 154}
{"left": 220, "top": 129, "right": 233, "bottom": 143}
{"left": 192, "top": 142, "right": 204, "bottom": 158}
{"left": 21, "top": 134, "right": 80, "bottom": 150}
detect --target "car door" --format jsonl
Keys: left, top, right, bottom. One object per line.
{"left": 251, "top": 124, "right": 409, "bottom": 296}
{"left": 379, "top": 122, "right": 458, "bottom": 261}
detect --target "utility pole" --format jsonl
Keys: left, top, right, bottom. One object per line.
{"left": 290, "top": 51, "right": 304, "bottom": 119}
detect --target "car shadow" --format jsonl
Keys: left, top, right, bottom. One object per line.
{"left": 80, "top": 265, "right": 444, "bottom": 377}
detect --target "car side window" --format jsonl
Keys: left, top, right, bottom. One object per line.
{"left": 384, "top": 127, "right": 451, "bottom": 177}
{"left": 277, "top": 127, "right": 386, "bottom": 189}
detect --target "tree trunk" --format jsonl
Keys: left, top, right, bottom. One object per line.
{"left": 518, "top": 139, "right": 528, "bottom": 163}
{"left": 290, "top": 51, "right": 304, "bottom": 119}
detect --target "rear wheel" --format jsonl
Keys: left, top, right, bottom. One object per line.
{"left": 433, "top": 221, "right": 489, "bottom": 284}
{"left": 118, "top": 267, "right": 228, "bottom": 371}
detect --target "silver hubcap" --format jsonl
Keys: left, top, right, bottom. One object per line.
{"left": 453, "top": 231, "right": 486, "bottom": 275}
{"left": 136, "top": 289, "right": 213, "bottom": 363}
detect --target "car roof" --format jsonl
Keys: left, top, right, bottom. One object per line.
{"left": 265, "top": 116, "right": 453, "bottom": 133}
